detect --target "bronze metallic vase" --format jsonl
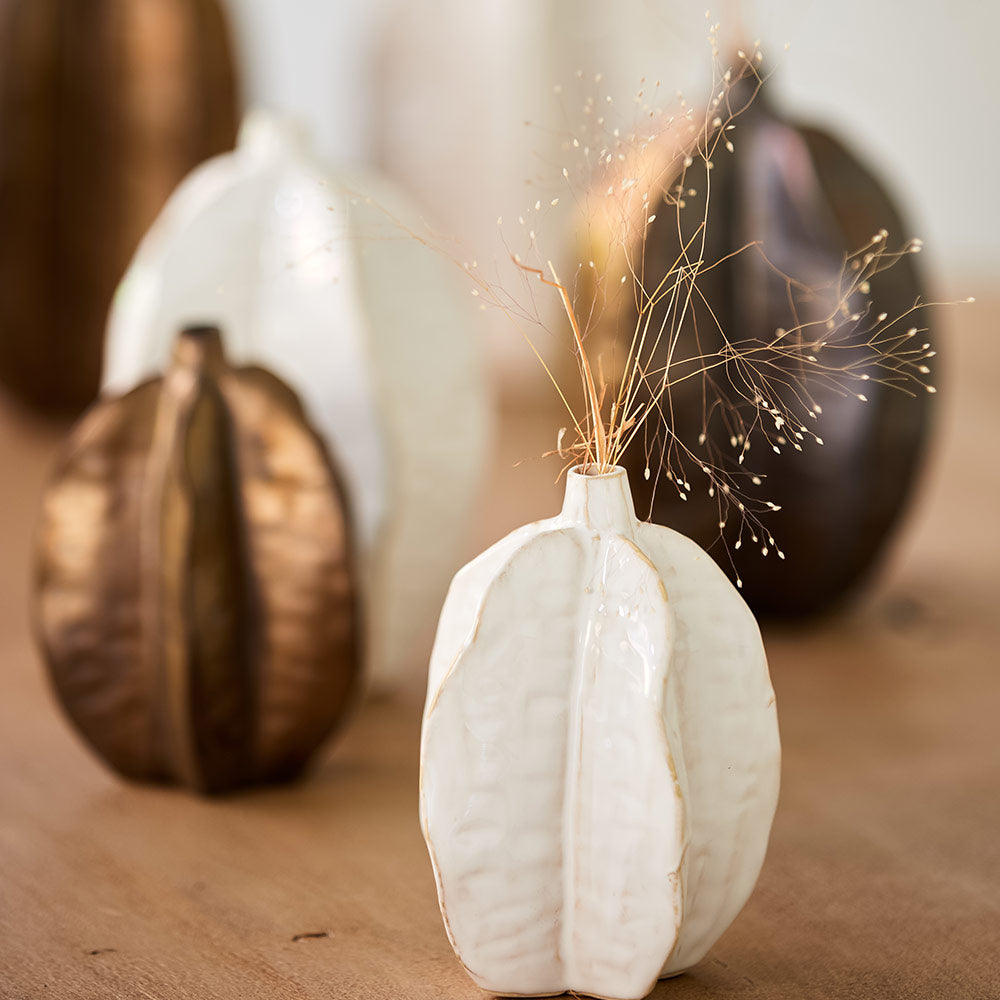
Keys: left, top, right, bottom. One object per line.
{"left": 0, "top": 0, "right": 238, "bottom": 414}
{"left": 622, "top": 74, "right": 936, "bottom": 617}
{"left": 34, "top": 327, "right": 361, "bottom": 793}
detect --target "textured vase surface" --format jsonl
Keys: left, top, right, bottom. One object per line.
{"left": 35, "top": 327, "right": 360, "bottom": 793}
{"left": 420, "top": 466, "right": 780, "bottom": 1000}
{"left": 102, "top": 110, "right": 490, "bottom": 689}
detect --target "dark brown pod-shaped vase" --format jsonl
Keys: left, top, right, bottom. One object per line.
{"left": 0, "top": 0, "right": 238, "bottom": 414}
{"left": 34, "top": 327, "right": 361, "bottom": 793}
{"left": 622, "top": 74, "right": 935, "bottom": 617}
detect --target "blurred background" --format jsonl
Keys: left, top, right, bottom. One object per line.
{"left": 226, "top": 0, "right": 995, "bottom": 378}
{"left": 1, "top": 0, "right": 993, "bottom": 404}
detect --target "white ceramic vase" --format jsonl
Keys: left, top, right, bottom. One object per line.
{"left": 102, "top": 111, "right": 490, "bottom": 690}
{"left": 420, "top": 466, "right": 780, "bottom": 1000}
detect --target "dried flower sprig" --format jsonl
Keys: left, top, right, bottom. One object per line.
{"left": 456, "top": 30, "right": 972, "bottom": 575}
{"left": 352, "top": 24, "right": 967, "bottom": 575}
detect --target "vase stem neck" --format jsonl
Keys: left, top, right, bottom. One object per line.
{"left": 561, "top": 466, "right": 636, "bottom": 534}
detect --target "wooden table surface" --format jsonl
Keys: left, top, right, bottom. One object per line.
{"left": 2, "top": 302, "right": 998, "bottom": 999}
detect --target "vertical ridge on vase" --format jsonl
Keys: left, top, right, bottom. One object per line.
{"left": 559, "top": 533, "right": 592, "bottom": 986}
{"left": 148, "top": 330, "right": 257, "bottom": 793}
{"left": 138, "top": 352, "right": 187, "bottom": 783}
{"left": 222, "top": 365, "right": 360, "bottom": 781}
{"left": 564, "top": 531, "right": 684, "bottom": 997}
{"left": 176, "top": 379, "right": 256, "bottom": 792}
{"left": 632, "top": 519, "right": 779, "bottom": 975}
{"left": 424, "top": 531, "right": 583, "bottom": 995}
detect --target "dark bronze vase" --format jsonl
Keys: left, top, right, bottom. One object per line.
{"left": 623, "top": 77, "right": 935, "bottom": 617}
{"left": 34, "top": 327, "right": 362, "bottom": 794}
{"left": 0, "top": 0, "right": 238, "bottom": 414}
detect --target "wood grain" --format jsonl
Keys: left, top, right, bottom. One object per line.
{"left": 1, "top": 300, "right": 998, "bottom": 998}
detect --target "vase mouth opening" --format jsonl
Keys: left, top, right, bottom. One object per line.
{"left": 570, "top": 464, "right": 627, "bottom": 479}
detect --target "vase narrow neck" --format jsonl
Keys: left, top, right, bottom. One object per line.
{"left": 561, "top": 466, "right": 637, "bottom": 535}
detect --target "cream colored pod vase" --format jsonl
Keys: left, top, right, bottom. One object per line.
{"left": 102, "top": 110, "right": 490, "bottom": 691}
{"left": 420, "top": 466, "right": 780, "bottom": 1000}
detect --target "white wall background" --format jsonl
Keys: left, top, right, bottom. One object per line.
{"left": 222, "top": 0, "right": 996, "bottom": 373}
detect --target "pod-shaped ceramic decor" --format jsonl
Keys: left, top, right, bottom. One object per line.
{"left": 0, "top": 0, "right": 237, "bottom": 413}
{"left": 34, "top": 327, "right": 360, "bottom": 793}
{"left": 102, "top": 110, "right": 490, "bottom": 690}
{"left": 618, "top": 74, "right": 935, "bottom": 617}
{"left": 420, "top": 467, "right": 780, "bottom": 1000}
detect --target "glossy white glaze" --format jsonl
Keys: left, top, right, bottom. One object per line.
{"left": 420, "top": 467, "right": 779, "bottom": 999}
{"left": 103, "top": 111, "right": 491, "bottom": 690}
